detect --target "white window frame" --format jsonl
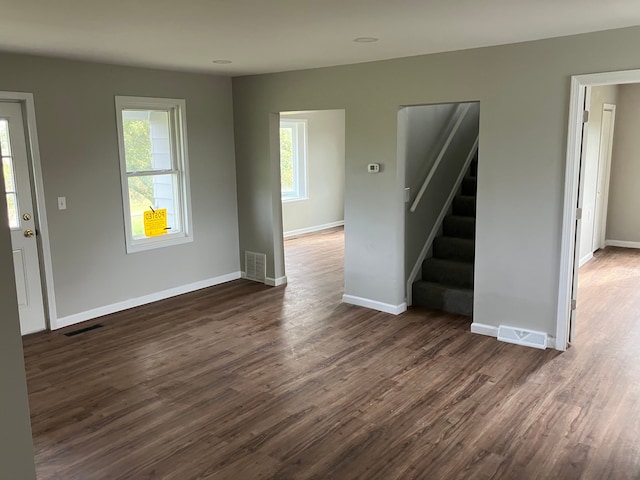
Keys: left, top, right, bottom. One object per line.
{"left": 280, "top": 119, "right": 308, "bottom": 202}
{"left": 115, "top": 96, "right": 193, "bottom": 253}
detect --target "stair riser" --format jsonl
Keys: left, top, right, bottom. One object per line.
{"left": 422, "top": 259, "right": 474, "bottom": 289}
{"left": 461, "top": 178, "right": 477, "bottom": 196}
{"left": 443, "top": 216, "right": 475, "bottom": 239}
{"left": 412, "top": 282, "right": 473, "bottom": 316}
{"left": 469, "top": 161, "right": 478, "bottom": 177}
{"left": 433, "top": 237, "right": 475, "bottom": 262}
{"left": 453, "top": 196, "right": 476, "bottom": 217}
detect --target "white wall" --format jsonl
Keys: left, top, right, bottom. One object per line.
{"left": 0, "top": 52, "right": 240, "bottom": 325}
{"left": 579, "top": 85, "right": 618, "bottom": 264}
{"left": 233, "top": 25, "right": 640, "bottom": 337}
{"left": 607, "top": 84, "right": 640, "bottom": 245}
{"left": 281, "top": 110, "right": 345, "bottom": 235}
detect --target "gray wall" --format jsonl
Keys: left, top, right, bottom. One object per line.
{"left": 0, "top": 52, "right": 240, "bottom": 319}
{"left": 404, "top": 103, "right": 459, "bottom": 187}
{"left": 0, "top": 192, "right": 36, "bottom": 478}
{"left": 233, "top": 25, "right": 640, "bottom": 337}
{"left": 579, "top": 85, "right": 618, "bottom": 262}
{"left": 607, "top": 84, "right": 640, "bottom": 243}
{"left": 281, "top": 110, "right": 345, "bottom": 235}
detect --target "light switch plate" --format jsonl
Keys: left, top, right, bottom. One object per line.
{"left": 58, "top": 197, "right": 66, "bottom": 210}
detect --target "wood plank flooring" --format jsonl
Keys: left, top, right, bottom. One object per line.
{"left": 22, "top": 233, "right": 640, "bottom": 479}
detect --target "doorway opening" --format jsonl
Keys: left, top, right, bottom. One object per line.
{"left": 278, "top": 109, "right": 346, "bottom": 286}
{"left": 0, "top": 92, "right": 56, "bottom": 335}
{"left": 401, "top": 101, "right": 480, "bottom": 317}
{"left": 558, "top": 69, "right": 640, "bottom": 349}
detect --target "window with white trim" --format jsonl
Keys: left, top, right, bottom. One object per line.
{"left": 115, "top": 96, "right": 192, "bottom": 253}
{"left": 280, "top": 119, "right": 307, "bottom": 201}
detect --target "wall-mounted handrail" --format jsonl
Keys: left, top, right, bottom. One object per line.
{"left": 409, "top": 103, "right": 472, "bottom": 213}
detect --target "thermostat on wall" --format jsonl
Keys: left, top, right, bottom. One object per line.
{"left": 367, "top": 163, "right": 381, "bottom": 173}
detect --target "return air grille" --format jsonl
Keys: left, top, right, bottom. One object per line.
{"left": 498, "top": 325, "right": 547, "bottom": 350}
{"left": 245, "top": 251, "right": 266, "bottom": 283}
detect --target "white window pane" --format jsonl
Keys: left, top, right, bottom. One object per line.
{"left": 122, "top": 109, "right": 172, "bottom": 172}
{"left": 0, "top": 120, "right": 11, "bottom": 157}
{"left": 6, "top": 192, "right": 18, "bottom": 229}
{"left": 128, "top": 174, "right": 180, "bottom": 239}
{"left": 2, "top": 157, "right": 15, "bottom": 192}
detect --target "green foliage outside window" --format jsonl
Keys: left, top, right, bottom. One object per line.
{"left": 280, "top": 127, "right": 294, "bottom": 193}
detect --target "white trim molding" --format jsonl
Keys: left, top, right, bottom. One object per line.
{"left": 342, "top": 294, "right": 407, "bottom": 315}
{"left": 558, "top": 68, "right": 640, "bottom": 352}
{"left": 0, "top": 91, "right": 58, "bottom": 330}
{"left": 55, "top": 272, "right": 241, "bottom": 329}
{"left": 579, "top": 252, "right": 593, "bottom": 267}
{"left": 266, "top": 276, "right": 288, "bottom": 287}
{"left": 605, "top": 240, "right": 640, "bottom": 249}
{"left": 284, "top": 220, "right": 344, "bottom": 238}
{"left": 470, "top": 322, "right": 498, "bottom": 338}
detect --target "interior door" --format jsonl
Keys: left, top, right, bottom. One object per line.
{"left": 569, "top": 87, "right": 591, "bottom": 344}
{"left": 1, "top": 102, "right": 46, "bottom": 335}
{"left": 592, "top": 104, "right": 616, "bottom": 251}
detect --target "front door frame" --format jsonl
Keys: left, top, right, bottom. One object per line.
{"left": 557, "top": 69, "right": 640, "bottom": 350}
{"left": 1, "top": 91, "right": 57, "bottom": 330}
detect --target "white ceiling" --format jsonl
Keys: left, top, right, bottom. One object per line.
{"left": 2, "top": 0, "right": 640, "bottom": 76}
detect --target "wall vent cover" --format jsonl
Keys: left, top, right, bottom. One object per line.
{"left": 498, "top": 325, "right": 547, "bottom": 350}
{"left": 245, "top": 251, "right": 266, "bottom": 283}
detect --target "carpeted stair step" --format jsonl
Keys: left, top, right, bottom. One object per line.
{"left": 412, "top": 280, "right": 473, "bottom": 316}
{"left": 452, "top": 195, "right": 476, "bottom": 216}
{"left": 422, "top": 257, "right": 474, "bottom": 288}
{"left": 461, "top": 176, "right": 477, "bottom": 196}
{"left": 433, "top": 236, "right": 475, "bottom": 262}
{"left": 443, "top": 215, "right": 475, "bottom": 239}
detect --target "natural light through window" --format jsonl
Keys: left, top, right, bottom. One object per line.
{"left": 115, "top": 97, "right": 192, "bottom": 253}
{"left": 280, "top": 119, "right": 307, "bottom": 201}
{"left": 0, "top": 119, "right": 19, "bottom": 229}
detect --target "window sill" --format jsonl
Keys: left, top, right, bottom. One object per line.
{"left": 281, "top": 196, "right": 308, "bottom": 203}
{"left": 125, "top": 233, "right": 193, "bottom": 254}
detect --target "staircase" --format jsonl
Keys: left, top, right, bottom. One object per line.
{"left": 412, "top": 156, "right": 477, "bottom": 316}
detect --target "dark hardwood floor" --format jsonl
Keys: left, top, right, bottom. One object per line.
{"left": 22, "top": 233, "right": 640, "bottom": 479}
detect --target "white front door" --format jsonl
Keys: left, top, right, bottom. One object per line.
{"left": 1, "top": 102, "right": 46, "bottom": 334}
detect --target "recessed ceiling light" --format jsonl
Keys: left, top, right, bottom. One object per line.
{"left": 353, "top": 37, "right": 379, "bottom": 43}
{"left": 212, "top": 59, "right": 232, "bottom": 64}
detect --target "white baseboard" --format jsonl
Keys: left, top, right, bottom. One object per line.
{"left": 240, "top": 272, "right": 288, "bottom": 287}
{"left": 605, "top": 240, "right": 640, "bottom": 249}
{"left": 470, "top": 322, "right": 498, "bottom": 337}
{"left": 342, "top": 294, "right": 407, "bottom": 315}
{"left": 266, "top": 276, "right": 288, "bottom": 287}
{"left": 55, "top": 271, "right": 242, "bottom": 330}
{"left": 579, "top": 252, "right": 593, "bottom": 267}
{"left": 284, "top": 221, "right": 344, "bottom": 238}
{"left": 471, "top": 322, "right": 557, "bottom": 350}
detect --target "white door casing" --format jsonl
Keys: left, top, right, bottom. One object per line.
{"left": 558, "top": 69, "right": 640, "bottom": 351}
{"left": 1, "top": 101, "right": 46, "bottom": 334}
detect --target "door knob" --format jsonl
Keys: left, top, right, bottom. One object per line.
{"left": 24, "top": 229, "right": 35, "bottom": 238}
